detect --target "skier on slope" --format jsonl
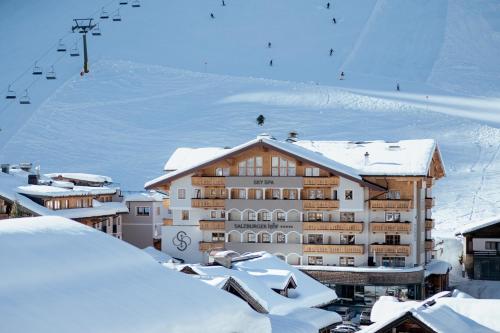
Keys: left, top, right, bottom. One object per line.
{"left": 326, "top": 2, "right": 330, "bottom": 9}
{"left": 339, "top": 71, "right": 345, "bottom": 80}
{"left": 210, "top": 13, "right": 215, "bottom": 19}
{"left": 330, "top": 48, "right": 334, "bottom": 56}
{"left": 269, "top": 59, "right": 273, "bottom": 66}
{"left": 268, "top": 42, "right": 272, "bottom": 48}
{"left": 332, "top": 17, "right": 337, "bottom": 24}
{"left": 396, "top": 83, "right": 400, "bottom": 91}
{"left": 222, "top": 0, "right": 225, "bottom": 6}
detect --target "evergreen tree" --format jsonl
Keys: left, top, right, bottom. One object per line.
{"left": 256, "top": 114, "right": 265, "bottom": 126}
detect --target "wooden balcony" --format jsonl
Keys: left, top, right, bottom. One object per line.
{"left": 303, "top": 177, "right": 339, "bottom": 187}
{"left": 199, "top": 220, "right": 225, "bottom": 230}
{"left": 162, "top": 199, "right": 170, "bottom": 208}
{"left": 370, "top": 222, "right": 411, "bottom": 234}
{"left": 192, "top": 176, "right": 225, "bottom": 187}
{"left": 369, "top": 244, "right": 411, "bottom": 256}
{"left": 369, "top": 199, "right": 412, "bottom": 210}
{"left": 303, "top": 222, "right": 363, "bottom": 233}
{"left": 425, "top": 197, "right": 435, "bottom": 209}
{"left": 199, "top": 241, "right": 225, "bottom": 252}
{"left": 303, "top": 200, "right": 339, "bottom": 210}
{"left": 191, "top": 199, "right": 225, "bottom": 209}
{"left": 303, "top": 244, "right": 364, "bottom": 254}
{"left": 425, "top": 219, "right": 435, "bottom": 230}
{"left": 425, "top": 239, "right": 434, "bottom": 251}
{"left": 163, "top": 218, "right": 173, "bottom": 226}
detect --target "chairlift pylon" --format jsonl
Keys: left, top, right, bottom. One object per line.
{"left": 70, "top": 43, "right": 80, "bottom": 57}
{"left": 113, "top": 9, "right": 122, "bottom": 21}
{"left": 92, "top": 23, "right": 101, "bottom": 36}
{"left": 5, "top": 85, "right": 16, "bottom": 99}
{"left": 46, "top": 66, "right": 56, "bottom": 80}
{"left": 132, "top": 0, "right": 141, "bottom": 8}
{"left": 100, "top": 7, "right": 109, "bottom": 19}
{"left": 19, "top": 90, "right": 30, "bottom": 105}
{"left": 32, "top": 62, "right": 42, "bottom": 75}
{"left": 57, "top": 39, "right": 67, "bottom": 52}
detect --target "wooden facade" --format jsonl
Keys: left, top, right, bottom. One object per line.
{"left": 370, "top": 222, "right": 412, "bottom": 234}
{"left": 303, "top": 222, "right": 363, "bottom": 233}
{"left": 303, "top": 244, "right": 365, "bottom": 254}
{"left": 199, "top": 241, "right": 225, "bottom": 252}
{"left": 199, "top": 220, "right": 225, "bottom": 230}
{"left": 369, "top": 244, "right": 411, "bottom": 256}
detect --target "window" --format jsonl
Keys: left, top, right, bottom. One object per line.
{"left": 46, "top": 200, "right": 53, "bottom": 209}
{"left": 308, "top": 256, "right": 323, "bottom": 265}
{"left": 239, "top": 157, "right": 262, "bottom": 176}
{"left": 272, "top": 189, "right": 280, "bottom": 199}
{"left": 261, "top": 233, "right": 271, "bottom": 243}
{"left": 210, "top": 189, "right": 217, "bottom": 197}
{"left": 385, "top": 234, "right": 401, "bottom": 245}
{"left": 332, "top": 190, "right": 338, "bottom": 200}
{"left": 272, "top": 156, "right": 296, "bottom": 176}
{"left": 277, "top": 233, "right": 286, "bottom": 243}
{"left": 485, "top": 241, "right": 500, "bottom": 251}
{"left": 340, "top": 257, "right": 355, "bottom": 267}
{"left": 307, "top": 212, "right": 323, "bottom": 222}
{"left": 305, "top": 167, "right": 320, "bottom": 177}
{"left": 247, "top": 232, "right": 256, "bottom": 243}
{"left": 156, "top": 207, "right": 160, "bottom": 215}
{"left": 212, "top": 232, "right": 225, "bottom": 242}
{"left": 215, "top": 167, "right": 230, "bottom": 176}
{"left": 238, "top": 189, "right": 246, "bottom": 199}
{"left": 220, "top": 210, "right": 226, "bottom": 219}
{"left": 345, "top": 190, "right": 353, "bottom": 200}
{"left": 181, "top": 210, "right": 189, "bottom": 220}
{"left": 308, "top": 189, "right": 323, "bottom": 199}
{"left": 340, "top": 212, "right": 355, "bottom": 222}
{"left": 340, "top": 234, "right": 355, "bottom": 245}
{"left": 54, "top": 200, "right": 61, "bottom": 210}
{"left": 385, "top": 212, "right": 401, "bottom": 222}
{"left": 260, "top": 211, "right": 271, "bottom": 221}
{"left": 308, "top": 234, "right": 323, "bottom": 244}
{"left": 248, "top": 211, "right": 256, "bottom": 221}
{"left": 289, "top": 189, "right": 297, "bottom": 200}
{"left": 382, "top": 257, "right": 405, "bottom": 268}
{"left": 194, "top": 189, "right": 201, "bottom": 199}
{"left": 76, "top": 199, "right": 82, "bottom": 208}
{"left": 82, "top": 198, "right": 89, "bottom": 208}
{"left": 255, "top": 189, "right": 263, "bottom": 200}
{"left": 136, "top": 206, "right": 151, "bottom": 216}
{"left": 387, "top": 191, "right": 401, "bottom": 200}
{"left": 178, "top": 188, "right": 186, "bottom": 199}
{"left": 277, "top": 212, "right": 286, "bottom": 221}
{"left": 210, "top": 210, "right": 217, "bottom": 219}
{"left": 62, "top": 200, "right": 69, "bottom": 209}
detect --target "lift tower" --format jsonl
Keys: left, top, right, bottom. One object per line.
{"left": 72, "top": 19, "right": 96, "bottom": 74}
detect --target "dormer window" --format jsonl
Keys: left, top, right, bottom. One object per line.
{"left": 215, "top": 167, "right": 230, "bottom": 176}
{"left": 386, "top": 191, "right": 401, "bottom": 200}
{"left": 272, "top": 157, "right": 296, "bottom": 176}
{"left": 305, "top": 167, "right": 320, "bottom": 177}
{"left": 238, "top": 157, "right": 262, "bottom": 176}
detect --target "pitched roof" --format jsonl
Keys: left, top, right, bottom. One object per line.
{"left": 456, "top": 215, "right": 500, "bottom": 235}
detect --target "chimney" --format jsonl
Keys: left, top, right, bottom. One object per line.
{"left": 1, "top": 164, "right": 9, "bottom": 174}
{"left": 28, "top": 174, "right": 39, "bottom": 185}
{"left": 286, "top": 131, "right": 298, "bottom": 143}
{"left": 364, "top": 152, "right": 370, "bottom": 166}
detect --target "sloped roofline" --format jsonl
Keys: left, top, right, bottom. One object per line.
{"left": 145, "top": 139, "right": 386, "bottom": 191}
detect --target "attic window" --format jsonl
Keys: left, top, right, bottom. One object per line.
{"left": 388, "top": 145, "right": 401, "bottom": 150}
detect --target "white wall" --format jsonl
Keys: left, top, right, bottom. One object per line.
{"left": 338, "top": 178, "right": 364, "bottom": 211}
{"left": 473, "top": 238, "right": 500, "bottom": 251}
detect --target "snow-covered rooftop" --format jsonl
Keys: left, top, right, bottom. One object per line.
{"left": 143, "top": 246, "right": 174, "bottom": 263}
{"left": 424, "top": 259, "right": 452, "bottom": 277}
{"left": 297, "top": 264, "right": 424, "bottom": 274}
{"left": 456, "top": 215, "right": 500, "bottom": 235}
{"left": 122, "top": 191, "right": 166, "bottom": 202}
{"left": 17, "top": 184, "right": 117, "bottom": 197}
{"left": 45, "top": 172, "right": 113, "bottom": 184}
{"left": 0, "top": 217, "right": 271, "bottom": 333}
{"left": 164, "top": 147, "right": 227, "bottom": 171}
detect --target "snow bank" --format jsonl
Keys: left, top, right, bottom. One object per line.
{"left": 142, "top": 246, "right": 173, "bottom": 263}
{"left": 0, "top": 217, "right": 271, "bottom": 333}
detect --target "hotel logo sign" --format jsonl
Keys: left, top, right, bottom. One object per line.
{"left": 172, "top": 231, "right": 191, "bottom": 251}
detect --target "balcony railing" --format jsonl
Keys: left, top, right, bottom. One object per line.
{"left": 199, "top": 241, "right": 225, "bottom": 252}
{"left": 303, "top": 244, "right": 364, "bottom": 254}
{"left": 192, "top": 176, "right": 225, "bottom": 187}
{"left": 199, "top": 220, "right": 225, "bottom": 230}
{"left": 425, "top": 239, "right": 434, "bottom": 251}
{"left": 191, "top": 199, "right": 225, "bottom": 209}
{"left": 303, "top": 222, "right": 363, "bottom": 233}
{"left": 425, "top": 197, "right": 435, "bottom": 209}
{"left": 303, "top": 177, "right": 339, "bottom": 187}
{"left": 163, "top": 199, "right": 170, "bottom": 208}
{"left": 369, "top": 244, "right": 411, "bottom": 256}
{"left": 369, "top": 199, "right": 412, "bottom": 210}
{"left": 370, "top": 222, "right": 411, "bottom": 234}
{"left": 163, "top": 218, "right": 173, "bottom": 226}
{"left": 303, "top": 200, "right": 339, "bottom": 210}
{"left": 425, "top": 219, "right": 435, "bottom": 230}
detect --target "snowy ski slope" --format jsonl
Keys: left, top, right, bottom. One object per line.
{"left": 0, "top": 0, "right": 500, "bottom": 236}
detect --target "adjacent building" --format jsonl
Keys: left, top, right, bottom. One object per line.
{"left": 456, "top": 216, "right": 500, "bottom": 280}
{"left": 145, "top": 134, "right": 445, "bottom": 301}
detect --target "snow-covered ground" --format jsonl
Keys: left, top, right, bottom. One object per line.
{"left": 1, "top": 0, "right": 500, "bottom": 240}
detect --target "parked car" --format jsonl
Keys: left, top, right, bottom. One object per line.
{"left": 359, "top": 309, "right": 372, "bottom": 325}
{"left": 334, "top": 307, "right": 355, "bottom": 322}
{"left": 331, "top": 323, "right": 360, "bottom": 333}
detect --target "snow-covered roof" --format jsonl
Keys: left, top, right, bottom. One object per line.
{"left": 17, "top": 185, "right": 117, "bottom": 197}
{"left": 164, "top": 147, "right": 228, "bottom": 171}
{"left": 294, "top": 139, "right": 439, "bottom": 176}
{"left": 297, "top": 264, "right": 424, "bottom": 274}
{"left": 45, "top": 172, "right": 113, "bottom": 184}
{"left": 0, "top": 217, "right": 270, "bottom": 333}
{"left": 143, "top": 246, "right": 173, "bottom": 263}
{"left": 364, "top": 292, "right": 500, "bottom": 333}
{"left": 145, "top": 137, "right": 388, "bottom": 190}
{"left": 424, "top": 259, "right": 452, "bottom": 277}
{"left": 122, "top": 191, "right": 166, "bottom": 202}
{"left": 456, "top": 215, "right": 500, "bottom": 235}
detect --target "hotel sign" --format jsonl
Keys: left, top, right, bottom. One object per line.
{"left": 226, "top": 220, "right": 302, "bottom": 233}
{"left": 225, "top": 176, "right": 302, "bottom": 188}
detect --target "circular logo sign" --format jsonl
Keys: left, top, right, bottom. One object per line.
{"left": 172, "top": 231, "right": 191, "bottom": 251}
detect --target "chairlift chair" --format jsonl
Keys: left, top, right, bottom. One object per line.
{"left": 70, "top": 43, "right": 80, "bottom": 57}
{"left": 57, "top": 39, "right": 67, "bottom": 52}
{"left": 113, "top": 10, "right": 122, "bottom": 21}
{"left": 119, "top": 1, "right": 128, "bottom": 5}
{"left": 92, "top": 23, "right": 101, "bottom": 36}
{"left": 5, "top": 85, "right": 16, "bottom": 99}
{"left": 100, "top": 7, "right": 109, "bottom": 19}
{"left": 19, "top": 90, "right": 30, "bottom": 105}
{"left": 46, "top": 66, "right": 56, "bottom": 80}
{"left": 32, "top": 62, "right": 42, "bottom": 75}
{"left": 132, "top": 0, "right": 141, "bottom": 7}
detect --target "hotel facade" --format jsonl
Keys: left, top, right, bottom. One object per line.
{"left": 146, "top": 135, "right": 445, "bottom": 300}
